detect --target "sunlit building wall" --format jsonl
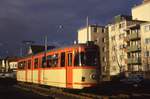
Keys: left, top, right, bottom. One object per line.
{"left": 108, "top": 15, "right": 144, "bottom": 76}
{"left": 141, "top": 22, "right": 150, "bottom": 73}
{"left": 132, "top": 1, "right": 150, "bottom": 21}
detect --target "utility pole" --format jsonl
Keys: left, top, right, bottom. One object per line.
{"left": 44, "top": 35, "right": 48, "bottom": 66}
{"left": 45, "top": 36, "right": 48, "bottom": 55}
{"left": 87, "top": 16, "right": 89, "bottom": 42}
{"left": 43, "top": 35, "right": 48, "bottom": 83}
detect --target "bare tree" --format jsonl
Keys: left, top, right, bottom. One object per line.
{"left": 112, "top": 38, "right": 126, "bottom": 74}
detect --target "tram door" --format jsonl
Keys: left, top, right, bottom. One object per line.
{"left": 66, "top": 52, "right": 73, "bottom": 88}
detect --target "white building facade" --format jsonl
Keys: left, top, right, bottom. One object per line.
{"left": 132, "top": 1, "right": 150, "bottom": 21}
{"left": 78, "top": 25, "right": 110, "bottom": 80}
{"left": 141, "top": 22, "right": 150, "bottom": 72}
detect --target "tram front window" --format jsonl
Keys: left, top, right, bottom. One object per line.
{"left": 74, "top": 50, "right": 99, "bottom": 66}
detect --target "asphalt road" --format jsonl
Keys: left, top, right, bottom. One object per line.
{"left": 0, "top": 78, "right": 54, "bottom": 99}
{"left": 1, "top": 78, "right": 150, "bottom": 99}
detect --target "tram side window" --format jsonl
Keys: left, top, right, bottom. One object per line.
{"left": 18, "top": 62, "right": 22, "bottom": 70}
{"left": 18, "top": 61, "right": 25, "bottom": 70}
{"left": 74, "top": 52, "right": 79, "bottom": 66}
{"left": 28, "top": 60, "right": 31, "bottom": 69}
{"left": 42, "top": 56, "right": 46, "bottom": 68}
{"left": 60, "top": 52, "right": 65, "bottom": 67}
{"left": 23, "top": 61, "right": 26, "bottom": 69}
{"left": 47, "top": 55, "right": 52, "bottom": 68}
{"left": 68, "top": 53, "right": 72, "bottom": 66}
{"left": 51, "top": 54, "right": 58, "bottom": 67}
{"left": 34, "top": 58, "right": 38, "bottom": 69}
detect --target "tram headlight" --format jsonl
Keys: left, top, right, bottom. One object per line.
{"left": 90, "top": 73, "right": 97, "bottom": 80}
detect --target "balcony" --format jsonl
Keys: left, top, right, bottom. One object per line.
{"left": 129, "top": 33, "right": 140, "bottom": 40}
{"left": 128, "top": 57, "right": 141, "bottom": 64}
{"left": 127, "top": 45, "right": 141, "bottom": 52}
{"left": 124, "top": 37, "right": 129, "bottom": 42}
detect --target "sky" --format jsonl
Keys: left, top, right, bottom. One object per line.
{"left": 0, "top": 0, "right": 142, "bottom": 57}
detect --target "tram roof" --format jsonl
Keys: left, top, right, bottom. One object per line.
{"left": 18, "top": 43, "right": 98, "bottom": 60}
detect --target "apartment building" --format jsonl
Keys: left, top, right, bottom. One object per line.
{"left": 141, "top": 22, "right": 150, "bottom": 78}
{"left": 132, "top": 0, "right": 150, "bottom": 21}
{"left": 0, "top": 57, "right": 18, "bottom": 73}
{"left": 125, "top": 22, "right": 145, "bottom": 72}
{"left": 108, "top": 15, "right": 146, "bottom": 76}
{"left": 78, "top": 25, "right": 110, "bottom": 80}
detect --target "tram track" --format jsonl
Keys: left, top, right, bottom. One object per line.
{"left": 14, "top": 82, "right": 100, "bottom": 99}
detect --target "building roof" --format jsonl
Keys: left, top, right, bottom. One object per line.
{"left": 132, "top": 0, "right": 150, "bottom": 9}
{"left": 109, "top": 14, "right": 132, "bottom": 24}
{"left": 78, "top": 24, "right": 105, "bottom": 31}
{"left": 28, "top": 45, "right": 55, "bottom": 54}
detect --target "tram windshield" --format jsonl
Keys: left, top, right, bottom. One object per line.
{"left": 74, "top": 49, "right": 99, "bottom": 66}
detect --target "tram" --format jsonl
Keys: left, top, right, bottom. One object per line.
{"left": 17, "top": 44, "right": 100, "bottom": 89}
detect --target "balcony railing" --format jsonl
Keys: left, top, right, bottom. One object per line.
{"left": 128, "top": 57, "right": 141, "bottom": 64}
{"left": 127, "top": 45, "right": 141, "bottom": 52}
{"left": 124, "top": 36, "right": 129, "bottom": 42}
{"left": 129, "top": 33, "right": 140, "bottom": 40}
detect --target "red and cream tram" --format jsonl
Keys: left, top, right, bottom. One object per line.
{"left": 17, "top": 44, "right": 100, "bottom": 89}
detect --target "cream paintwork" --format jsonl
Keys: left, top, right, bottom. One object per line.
{"left": 40, "top": 69, "right": 66, "bottom": 88}
{"left": 32, "top": 70, "right": 38, "bottom": 83}
{"left": 17, "top": 68, "right": 98, "bottom": 89}
{"left": 73, "top": 69, "right": 97, "bottom": 89}
{"left": 27, "top": 70, "right": 32, "bottom": 82}
{"left": 17, "top": 71, "right": 26, "bottom": 82}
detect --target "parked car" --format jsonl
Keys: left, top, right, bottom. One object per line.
{"left": 120, "top": 74, "right": 144, "bottom": 84}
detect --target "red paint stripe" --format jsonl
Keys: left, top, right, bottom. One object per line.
{"left": 18, "top": 66, "right": 97, "bottom": 71}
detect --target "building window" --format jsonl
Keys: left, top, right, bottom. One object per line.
{"left": 112, "top": 56, "right": 116, "bottom": 61}
{"left": 112, "top": 46, "right": 116, "bottom": 51}
{"left": 145, "top": 38, "right": 150, "bottom": 44}
{"left": 102, "top": 37, "right": 106, "bottom": 43}
{"left": 144, "top": 25, "right": 150, "bottom": 32}
{"left": 119, "top": 33, "right": 125, "bottom": 39}
{"left": 102, "top": 66, "right": 106, "bottom": 72}
{"left": 145, "top": 51, "right": 150, "bottom": 57}
{"left": 111, "top": 25, "right": 115, "bottom": 31}
{"left": 102, "top": 47, "right": 106, "bottom": 52}
{"left": 102, "top": 28, "right": 104, "bottom": 33}
{"left": 111, "top": 36, "right": 115, "bottom": 41}
{"left": 93, "top": 27, "right": 97, "bottom": 33}
{"left": 103, "top": 57, "right": 106, "bottom": 62}
{"left": 119, "top": 24, "right": 122, "bottom": 28}
{"left": 119, "top": 22, "right": 125, "bottom": 29}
